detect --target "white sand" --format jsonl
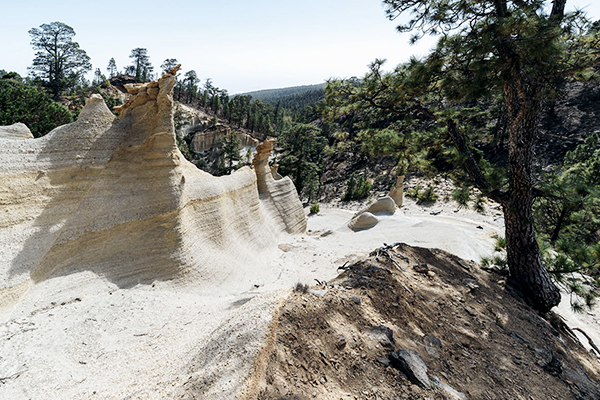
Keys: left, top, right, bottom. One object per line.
{"left": 0, "top": 198, "right": 597, "bottom": 399}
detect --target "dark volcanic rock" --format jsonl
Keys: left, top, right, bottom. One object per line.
{"left": 389, "top": 349, "right": 430, "bottom": 388}
{"left": 366, "top": 325, "right": 395, "bottom": 348}
{"left": 109, "top": 75, "right": 140, "bottom": 93}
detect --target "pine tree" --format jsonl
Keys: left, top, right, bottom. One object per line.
{"left": 93, "top": 68, "right": 105, "bottom": 86}
{"left": 277, "top": 123, "right": 327, "bottom": 197}
{"left": 201, "top": 90, "right": 208, "bottom": 107}
{"left": 183, "top": 70, "right": 199, "bottom": 103}
{"left": 128, "top": 48, "right": 152, "bottom": 82}
{"left": 160, "top": 58, "right": 178, "bottom": 74}
{"left": 326, "top": 0, "right": 600, "bottom": 311}
{"left": 214, "top": 131, "right": 242, "bottom": 176}
{"left": 107, "top": 58, "right": 117, "bottom": 78}
{"left": 28, "top": 22, "right": 91, "bottom": 100}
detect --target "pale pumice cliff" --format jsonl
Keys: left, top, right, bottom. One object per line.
{"left": 190, "top": 124, "right": 259, "bottom": 153}
{"left": 0, "top": 66, "right": 306, "bottom": 309}
{"left": 252, "top": 139, "right": 307, "bottom": 234}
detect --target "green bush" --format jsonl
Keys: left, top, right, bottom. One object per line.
{"left": 342, "top": 173, "right": 372, "bottom": 201}
{"left": 0, "top": 78, "right": 72, "bottom": 137}
{"left": 494, "top": 236, "right": 507, "bottom": 252}
{"left": 309, "top": 204, "right": 320, "bottom": 214}
{"left": 452, "top": 186, "right": 471, "bottom": 208}
{"left": 99, "top": 91, "right": 122, "bottom": 117}
{"left": 480, "top": 255, "right": 508, "bottom": 270}
{"left": 417, "top": 186, "right": 438, "bottom": 204}
{"left": 407, "top": 183, "right": 437, "bottom": 204}
{"left": 406, "top": 184, "right": 422, "bottom": 199}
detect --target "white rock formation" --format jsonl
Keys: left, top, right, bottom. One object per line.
{"left": 0, "top": 78, "right": 520, "bottom": 399}
{"left": 0, "top": 123, "right": 34, "bottom": 140}
{"left": 252, "top": 139, "right": 307, "bottom": 234}
{"left": 348, "top": 196, "right": 396, "bottom": 231}
{"left": 190, "top": 124, "right": 259, "bottom": 153}
{"left": 348, "top": 211, "right": 379, "bottom": 231}
{"left": 362, "top": 196, "right": 396, "bottom": 214}
{"left": 0, "top": 66, "right": 305, "bottom": 309}
{"left": 388, "top": 175, "right": 405, "bottom": 207}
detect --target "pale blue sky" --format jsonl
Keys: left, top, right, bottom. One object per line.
{"left": 1, "top": 1, "right": 599, "bottom": 93}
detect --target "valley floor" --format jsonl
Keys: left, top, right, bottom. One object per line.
{"left": 1, "top": 198, "right": 598, "bottom": 399}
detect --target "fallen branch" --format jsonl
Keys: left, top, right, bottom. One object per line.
{"left": 376, "top": 246, "right": 406, "bottom": 274}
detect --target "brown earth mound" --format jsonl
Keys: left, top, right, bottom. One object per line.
{"left": 243, "top": 243, "right": 600, "bottom": 400}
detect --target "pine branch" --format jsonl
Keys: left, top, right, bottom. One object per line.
{"left": 446, "top": 118, "right": 508, "bottom": 205}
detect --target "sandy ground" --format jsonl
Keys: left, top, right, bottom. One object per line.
{"left": 0, "top": 198, "right": 597, "bottom": 399}
{"left": 253, "top": 244, "right": 600, "bottom": 400}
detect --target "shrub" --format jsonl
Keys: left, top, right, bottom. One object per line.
{"left": 342, "top": 173, "right": 373, "bottom": 201}
{"left": 408, "top": 184, "right": 437, "bottom": 204}
{"left": 417, "top": 186, "right": 438, "bottom": 204}
{"left": 406, "top": 184, "right": 422, "bottom": 199}
{"left": 309, "top": 204, "right": 320, "bottom": 214}
{"left": 0, "top": 78, "right": 73, "bottom": 137}
{"left": 494, "top": 236, "right": 507, "bottom": 252}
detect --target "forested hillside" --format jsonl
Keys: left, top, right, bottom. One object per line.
{"left": 239, "top": 83, "right": 325, "bottom": 104}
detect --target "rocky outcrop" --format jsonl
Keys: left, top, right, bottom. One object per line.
{"left": 348, "top": 196, "right": 396, "bottom": 231}
{"left": 389, "top": 349, "right": 430, "bottom": 388}
{"left": 0, "top": 123, "right": 34, "bottom": 140}
{"left": 190, "top": 124, "right": 259, "bottom": 153}
{"left": 388, "top": 175, "right": 405, "bottom": 207}
{"left": 109, "top": 74, "right": 140, "bottom": 93}
{"left": 0, "top": 66, "right": 305, "bottom": 308}
{"left": 252, "top": 139, "right": 306, "bottom": 234}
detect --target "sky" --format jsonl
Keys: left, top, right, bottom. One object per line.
{"left": 1, "top": 0, "right": 600, "bottom": 94}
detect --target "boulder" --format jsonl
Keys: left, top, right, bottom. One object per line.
{"left": 366, "top": 325, "right": 395, "bottom": 348}
{"left": 389, "top": 349, "right": 430, "bottom": 388}
{"left": 363, "top": 196, "right": 396, "bottom": 214}
{"left": 348, "top": 212, "right": 378, "bottom": 231}
{"left": 431, "top": 376, "right": 468, "bottom": 400}
{"left": 348, "top": 196, "right": 396, "bottom": 231}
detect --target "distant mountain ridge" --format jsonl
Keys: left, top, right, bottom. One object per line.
{"left": 237, "top": 83, "right": 326, "bottom": 105}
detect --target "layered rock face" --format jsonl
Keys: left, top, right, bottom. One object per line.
{"left": 252, "top": 139, "right": 307, "bottom": 234}
{"left": 0, "top": 68, "right": 305, "bottom": 307}
{"left": 190, "top": 124, "right": 259, "bottom": 153}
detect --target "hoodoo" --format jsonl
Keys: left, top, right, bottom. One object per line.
{"left": 0, "top": 66, "right": 306, "bottom": 308}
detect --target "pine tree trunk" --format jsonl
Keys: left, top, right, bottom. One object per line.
{"left": 504, "top": 190, "right": 561, "bottom": 312}
{"left": 504, "top": 86, "right": 561, "bottom": 312}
